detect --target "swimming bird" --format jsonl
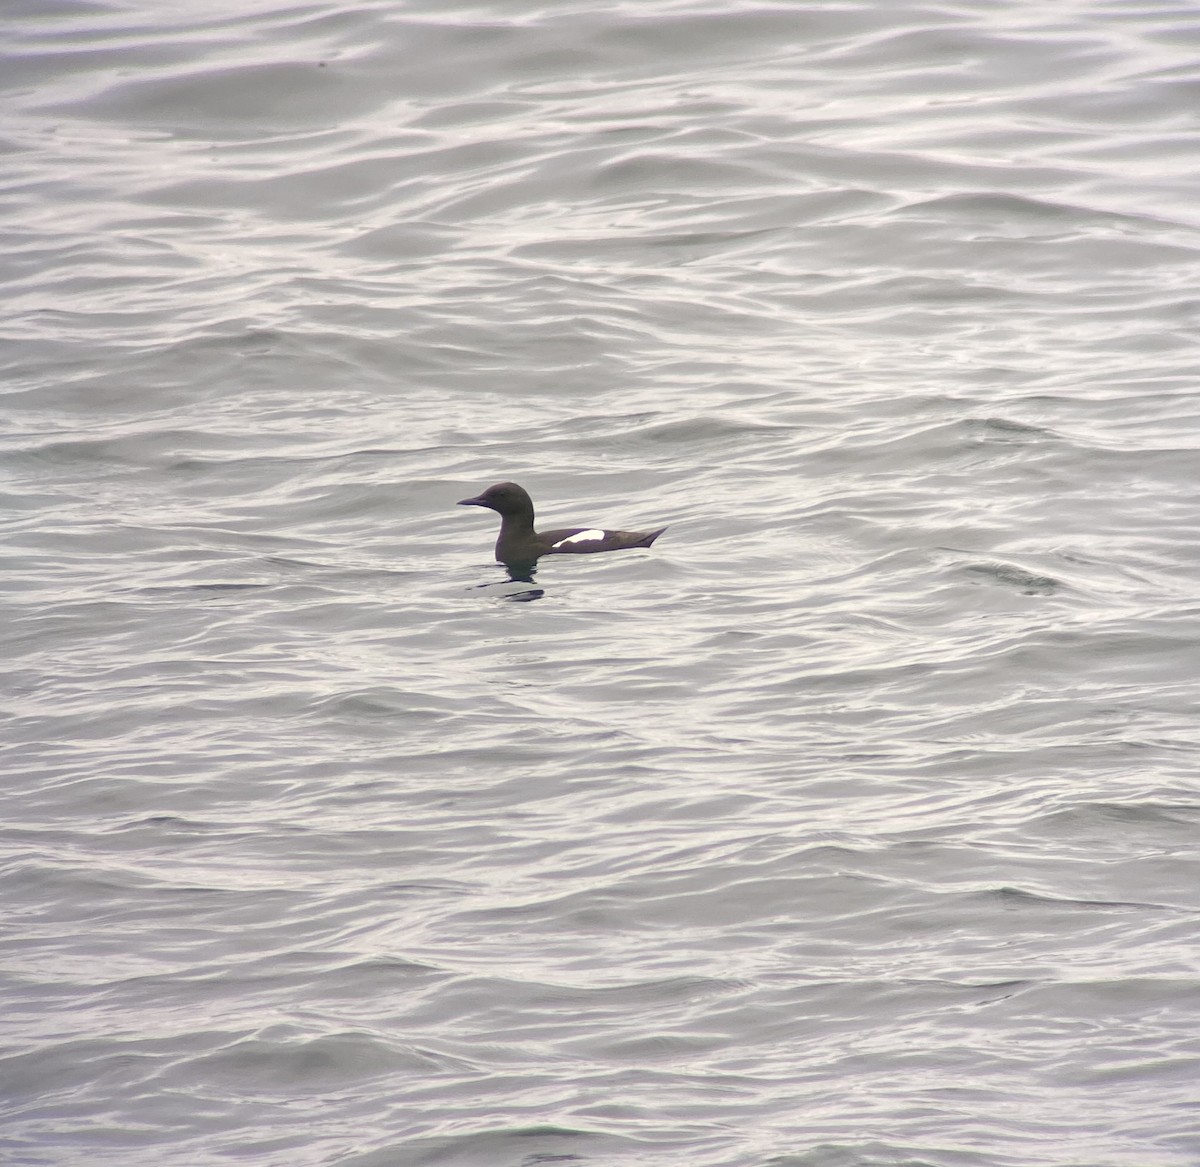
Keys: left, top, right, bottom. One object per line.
{"left": 458, "top": 481, "right": 667, "bottom": 567}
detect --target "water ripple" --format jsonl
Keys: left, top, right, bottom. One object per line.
{"left": 4, "top": 2, "right": 1200, "bottom": 1166}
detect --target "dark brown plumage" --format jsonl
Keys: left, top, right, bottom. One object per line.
{"left": 458, "top": 481, "right": 667, "bottom": 567}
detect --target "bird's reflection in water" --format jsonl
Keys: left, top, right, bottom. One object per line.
{"left": 468, "top": 560, "right": 544, "bottom": 602}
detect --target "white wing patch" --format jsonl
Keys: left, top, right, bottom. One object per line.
{"left": 552, "top": 529, "right": 605, "bottom": 548}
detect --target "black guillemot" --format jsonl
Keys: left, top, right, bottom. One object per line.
{"left": 458, "top": 481, "right": 667, "bottom": 567}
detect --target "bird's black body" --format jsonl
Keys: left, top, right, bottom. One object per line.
{"left": 458, "top": 481, "right": 667, "bottom": 567}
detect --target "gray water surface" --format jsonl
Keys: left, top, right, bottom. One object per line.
{"left": 4, "top": 2, "right": 1200, "bottom": 1165}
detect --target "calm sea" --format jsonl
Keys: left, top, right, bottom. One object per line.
{"left": 4, "top": 1, "right": 1200, "bottom": 1165}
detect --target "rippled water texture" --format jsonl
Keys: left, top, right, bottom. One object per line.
{"left": 4, "top": 1, "right": 1200, "bottom": 1165}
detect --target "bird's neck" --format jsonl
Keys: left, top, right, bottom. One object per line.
{"left": 498, "top": 504, "right": 536, "bottom": 536}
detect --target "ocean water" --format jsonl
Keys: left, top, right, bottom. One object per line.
{"left": 3, "top": 1, "right": 1200, "bottom": 1165}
